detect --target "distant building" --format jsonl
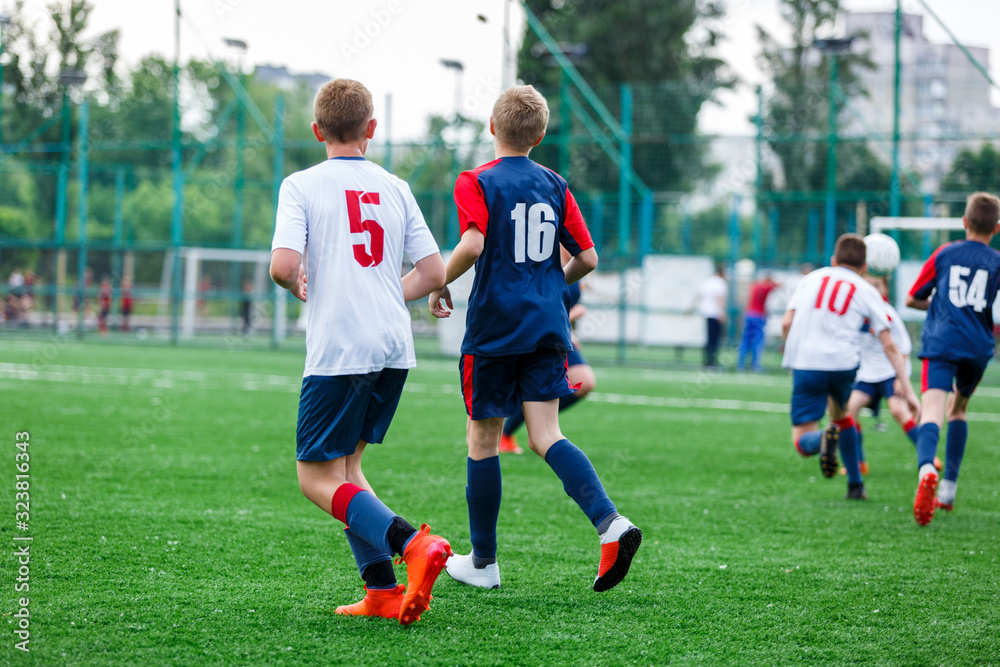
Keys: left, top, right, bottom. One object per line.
{"left": 843, "top": 12, "right": 1000, "bottom": 192}
{"left": 253, "top": 65, "right": 330, "bottom": 93}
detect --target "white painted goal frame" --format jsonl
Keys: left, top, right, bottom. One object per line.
{"left": 869, "top": 217, "right": 964, "bottom": 233}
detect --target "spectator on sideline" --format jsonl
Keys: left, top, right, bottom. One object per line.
{"left": 737, "top": 272, "right": 780, "bottom": 372}
{"left": 691, "top": 264, "right": 728, "bottom": 368}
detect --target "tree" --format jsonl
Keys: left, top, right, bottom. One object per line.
{"left": 755, "top": 0, "right": 911, "bottom": 258}
{"left": 940, "top": 143, "right": 1000, "bottom": 215}
{"left": 515, "top": 0, "right": 735, "bottom": 194}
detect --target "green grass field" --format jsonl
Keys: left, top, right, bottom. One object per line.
{"left": 3, "top": 339, "right": 1000, "bottom": 666}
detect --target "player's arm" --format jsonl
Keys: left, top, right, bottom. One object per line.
{"left": 428, "top": 227, "right": 484, "bottom": 319}
{"left": 270, "top": 249, "right": 306, "bottom": 302}
{"left": 781, "top": 308, "right": 795, "bottom": 341}
{"left": 906, "top": 248, "right": 940, "bottom": 311}
{"left": 402, "top": 253, "right": 446, "bottom": 302}
{"left": 877, "top": 328, "right": 921, "bottom": 416}
{"left": 560, "top": 188, "right": 597, "bottom": 285}
{"left": 564, "top": 247, "right": 598, "bottom": 284}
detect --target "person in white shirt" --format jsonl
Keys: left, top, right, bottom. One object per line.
{"left": 781, "top": 234, "right": 920, "bottom": 500}
{"left": 270, "top": 78, "right": 451, "bottom": 625}
{"left": 692, "top": 264, "right": 728, "bottom": 368}
{"left": 844, "top": 274, "right": 939, "bottom": 477}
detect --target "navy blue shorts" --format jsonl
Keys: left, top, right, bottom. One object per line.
{"left": 460, "top": 349, "right": 576, "bottom": 420}
{"left": 567, "top": 344, "right": 588, "bottom": 368}
{"left": 296, "top": 369, "right": 408, "bottom": 461}
{"left": 853, "top": 377, "right": 896, "bottom": 405}
{"left": 921, "top": 357, "right": 990, "bottom": 398}
{"left": 790, "top": 368, "right": 858, "bottom": 426}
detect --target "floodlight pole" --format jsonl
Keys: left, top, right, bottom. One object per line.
{"left": 890, "top": 0, "right": 902, "bottom": 217}
{"left": 824, "top": 53, "right": 838, "bottom": 263}
{"left": 170, "top": 0, "right": 184, "bottom": 344}
{"left": 440, "top": 59, "right": 464, "bottom": 117}
{"left": 0, "top": 15, "right": 9, "bottom": 151}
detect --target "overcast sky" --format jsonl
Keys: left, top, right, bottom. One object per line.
{"left": 8, "top": 0, "right": 1000, "bottom": 141}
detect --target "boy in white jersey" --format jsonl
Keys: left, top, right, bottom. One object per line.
{"left": 844, "top": 275, "right": 939, "bottom": 476}
{"left": 270, "top": 79, "right": 451, "bottom": 625}
{"left": 782, "top": 234, "right": 920, "bottom": 500}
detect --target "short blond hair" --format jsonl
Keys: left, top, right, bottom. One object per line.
{"left": 964, "top": 191, "right": 1000, "bottom": 235}
{"left": 314, "top": 79, "right": 373, "bottom": 144}
{"left": 491, "top": 85, "right": 549, "bottom": 152}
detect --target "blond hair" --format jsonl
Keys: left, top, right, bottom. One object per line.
{"left": 964, "top": 191, "right": 1000, "bottom": 235}
{"left": 313, "top": 79, "right": 373, "bottom": 144}
{"left": 491, "top": 85, "right": 549, "bottom": 152}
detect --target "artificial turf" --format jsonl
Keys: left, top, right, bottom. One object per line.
{"left": 2, "top": 338, "right": 999, "bottom": 665}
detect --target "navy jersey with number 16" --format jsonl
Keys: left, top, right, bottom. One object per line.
{"left": 909, "top": 240, "right": 1000, "bottom": 361}
{"left": 454, "top": 156, "right": 594, "bottom": 356}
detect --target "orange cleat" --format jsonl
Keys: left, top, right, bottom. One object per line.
{"left": 934, "top": 498, "right": 953, "bottom": 512}
{"left": 839, "top": 461, "right": 870, "bottom": 477}
{"left": 594, "top": 516, "right": 642, "bottom": 592}
{"left": 499, "top": 434, "right": 523, "bottom": 455}
{"left": 398, "top": 524, "right": 452, "bottom": 625}
{"left": 914, "top": 470, "right": 939, "bottom": 527}
{"left": 335, "top": 584, "right": 404, "bottom": 619}
{"left": 933, "top": 456, "right": 943, "bottom": 472}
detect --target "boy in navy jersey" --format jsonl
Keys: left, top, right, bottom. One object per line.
{"left": 429, "top": 85, "right": 640, "bottom": 592}
{"left": 906, "top": 191, "right": 1000, "bottom": 526}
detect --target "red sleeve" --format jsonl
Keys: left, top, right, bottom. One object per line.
{"left": 562, "top": 188, "right": 594, "bottom": 253}
{"left": 908, "top": 243, "right": 947, "bottom": 298}
{"left": 454, "top": 170, "right": 489, "bottom": 236}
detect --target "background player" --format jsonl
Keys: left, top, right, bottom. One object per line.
{"left": 843, "top": 273, "right": 936, "bottom": 476}
{"left": 782, "top": 234, "right": 920, "bottom": 500}
{"left": 270, "top": 79, "right": 451, "bottom": 624}
{"left": 500, "top": 246, "right": 596, "bottom": 454}
{"left": 906, "top": 191, "right": 1000, "bottom": 526}
{"left": 737, "top": 271, "right": 779, "bottom": 372}
{"left": 429, "top": 85, "right": 640, "bottom": 593}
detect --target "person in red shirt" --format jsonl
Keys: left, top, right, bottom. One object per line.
{"left": 737, "top": 272, "right": 779, "bottom": 372}
{"left": 120, "top": 279, "right": 134, "bottom": 332}
{"left": 97, "top": 277, "right": 112, "bottom": 335}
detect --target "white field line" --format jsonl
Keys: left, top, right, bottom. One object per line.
{"left": 4, "top": 362, "right": 1000, "bottom": 423}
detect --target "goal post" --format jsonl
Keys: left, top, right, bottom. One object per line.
{"left": 869, "top": 217, "right": 964, "bottom": 233}
{"left": 157, "top": 246, "right": 289, "bottom": 343}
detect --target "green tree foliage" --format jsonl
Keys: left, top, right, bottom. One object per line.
{"left": 755, "top": 0, "right": 915, "bottom": 260}
{"left": 515, "top": 0, "right": 734, "bottom": 194}
{"left": 940, "top": 143, "right": 1000, "bottom": 215}
{"left": 0, "top": 0, "right": 319, "bottom": 271}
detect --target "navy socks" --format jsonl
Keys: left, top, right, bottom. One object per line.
{"left": 797, "top": 431, "right": 822, "bottom": 456}
{"left": 467, "top": 456, "right": 502, "bottom": 562}
{"left": 544, "top": 439, "right": 617, "bottom": 528}
{"left": 944, "top": 420, "right": 967, "bottom": 482}
{"left": 916, "top": 423, "right": 941, "bottom": 470}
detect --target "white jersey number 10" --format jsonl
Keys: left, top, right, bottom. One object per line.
{"left": 512, "top": 202, "right": 556, "bottom": 263}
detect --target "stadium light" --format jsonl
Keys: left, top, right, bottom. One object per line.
{"left": 811, "top": 34, "right": 856, "bottom": 262}
{"left": 813, "top": 36, "right": 856, "bottom": 55}
{"left": 223, "top": 37, "right": 248, "bottom": 74}
{"left": 440, "top": 59, "right": 464, "bottom": 117}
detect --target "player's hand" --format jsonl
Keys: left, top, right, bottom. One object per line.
{"left": 290, "top": 266, "right": 307, "bottom": 303}
{"left": 429, "top": 285, "right": 453, "bottom": 318}
{"left": 569, "top": 304, "right": 587, "bottom": 323}
{"left": 896, "top": 377, "right": 920, "bottom": 417}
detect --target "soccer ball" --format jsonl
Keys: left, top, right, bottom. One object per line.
{"left": 864, "top": 233, "right": 900, "bottom": 276}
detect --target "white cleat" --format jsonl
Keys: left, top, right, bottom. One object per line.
{"left": 445, "top": 553, "right": 501, "bottom": 589}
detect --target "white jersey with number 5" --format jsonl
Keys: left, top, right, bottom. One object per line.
{"left": 272, "top": 156, "right": 439, "bottom": 377}
{"left": 782, "top": 266, "right": 890, "bottom": 371}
